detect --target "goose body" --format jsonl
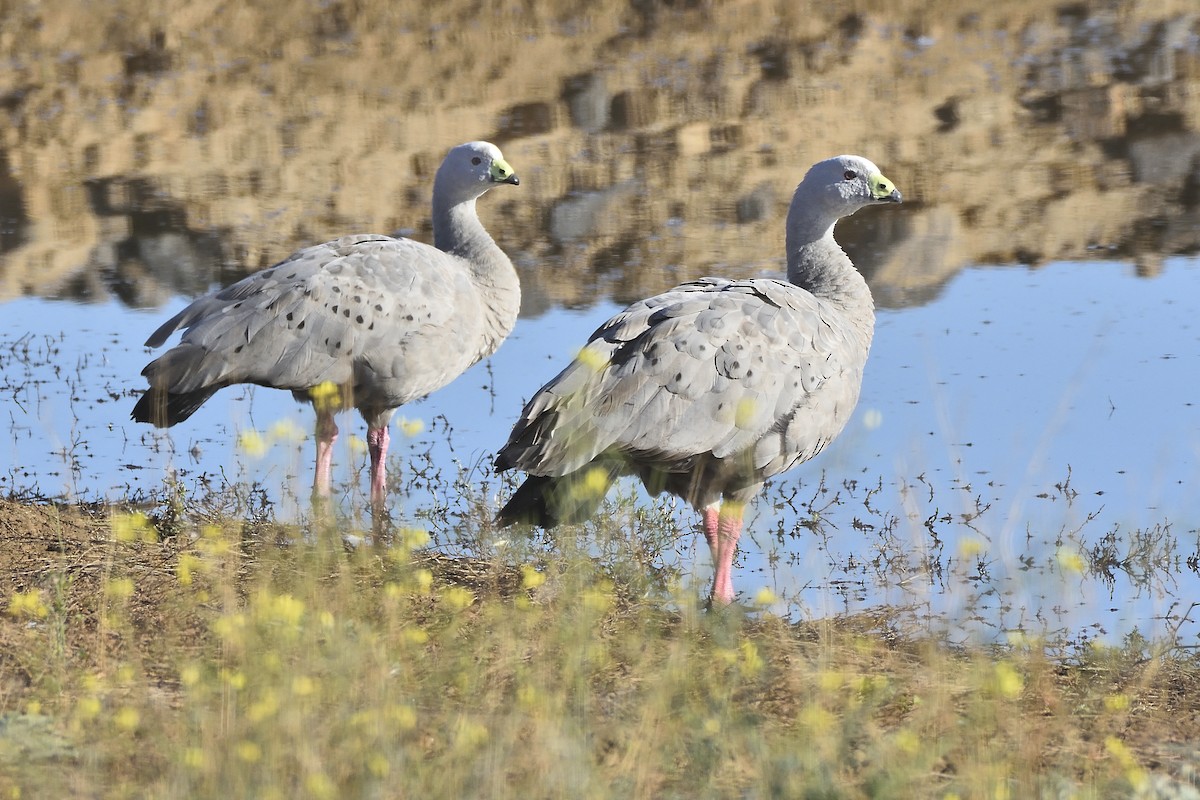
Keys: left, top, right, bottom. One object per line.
{"left": 495, "top": 154, "right": 901, "bottom": 604}
{"left": 133, "top": 141, "right": 521, "bottom": 509}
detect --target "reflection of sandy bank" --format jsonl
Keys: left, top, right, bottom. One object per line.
{"left": 0, "top": 0, "right": 1197, "bottom": 308}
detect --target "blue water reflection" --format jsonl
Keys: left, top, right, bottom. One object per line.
{"left": 1, "top": 255, "right": 1197, "bottom": 642}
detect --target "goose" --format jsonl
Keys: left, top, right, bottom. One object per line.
{"left": 495, "top": 154, "right": 900, "bottom": 604}
{"left": 133, "top": 141, "right": 521, "bottom": 511}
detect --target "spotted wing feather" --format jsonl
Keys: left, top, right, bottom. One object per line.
{"left": 496, "top": 278, "right": 869, "bottom": 494}
{"left": 139, "top": 234, "right": 479, "bottom": 418}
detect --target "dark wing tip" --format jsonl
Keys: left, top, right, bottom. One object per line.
{"left": 131, "top": 386, "right": 219, "bottom": 427}
{"left": 494, "top": 475, "right": 557, "bottom": 529}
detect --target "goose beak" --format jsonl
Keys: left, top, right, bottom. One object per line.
{"left": 870, "top": 172, "right": 902, "bottom": 203}
{"left": 491, "top": 158, "right": 520, "bottom": 186}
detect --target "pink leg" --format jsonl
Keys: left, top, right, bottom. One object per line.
{"left": 705, "top": 502, "right": 744, "bottom": 606}
{"left": 313, "top": 409, "right": 338, "bottom": 498}
{"left": 702, "top": 504, "right": 721, "bottom": 559}
{"left": 367, "top": 425, "right": 390, "bottom": 512}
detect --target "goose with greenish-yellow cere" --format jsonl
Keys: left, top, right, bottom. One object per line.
{"left": 133, "top": 141, "right": 521, "bottom": 511}
{"left": 495, "top": 154, "right": 901, "bottom": 606}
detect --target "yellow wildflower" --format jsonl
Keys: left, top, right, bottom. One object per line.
{"left": 176, "top": 553, "right": 200, "bottom": 586}
{"left": 1104, "top": 736, "right": 1147, "bottom": 790}
{"left": 389, "top": 704, "right": 417, "bottom": 730}
{"left": 179, "top": 663, "right": 202, "bottom": 688}
{"left": 817, "top": 671, "right": 844, "bottom": 692}
{"left": 112, "top": 511, "right": 154, "bottom": 543}
{"left": 734, "top": 397, "right": 757, "bottom": 428}
{"left": 304, "top": 773, "right": 336, "bottom": 800}
{"left": 1056, "top": 547, "right": 1086, "bottom": 575}
{"left": 455, "top": 718, "right": 489, "bottom": 748}
{"left": 268, "top": 418, "right": 304, "bottom": 443}
{"left": 236, "top": 741, "right": 262, "bottom": 763}
{"left": 576, "top": 345, "right": 610, "bottom": 372}
{"left": 581, "top": 581, "right": 614, "bottom": 612}
{"left": 7, "top": 590, "right": 49, "bottom": 619}
{"left": 247, "top": 689, "right": 280, "bottom": 722}
{"left": 237, "top": 429, "right": 267, "bottom": 458}
{"left": 581, "top": 467, "right": 609, "bottom": 497}
{"left": 367, "top": 753, "right": 390, "bottom": 778}
{"left": 104, "top": 577, "right": 135, "bottom": 601}
{"left": 75, "top": 696, "right": 102, "bottom": 721}
{"left": 992, "top": 661, "right": 1023, "bottom": 699}
{"left": 739, "top": 640, "right": 764, "bottom": 675}
{"left": 894, "top": 729, "right": 920, "bottom": 755}
{"left": 958, "top": 537, "right": 984, "bottom": 559}
{"left": 799, "top": 704, "right": 835, "bottom": 733}
{"left": 442, "top": 587, "right": 475, "bottom": 611}
{"left": 1104, "top": 693, "right": 1130, "bottom": 712}
{"left": 402, "top": 626, "right": 429, "bottom": 645}
{"left": 520, "top": 564, "right": 546, "bottom": 590}
{"left": 398, "top": 417, "right": 424, "bottom": 437}
{"left": 414, "top": 569, "right": 434, "bottom": 593}
{"left": 113, "top": 707, "right": 139, "bottom": 731}
{"left": 309, "top": 381, "right": 341, "bottom": 412}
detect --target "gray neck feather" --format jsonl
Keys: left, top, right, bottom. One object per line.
{"left": 431, "top": 186, "right": 522, "bottom": 350}
{"left": 785, "top": 199, "right": 875, "bottom": 345}
{"left": 433, "top": 192, "right": 487, "bottom": 255}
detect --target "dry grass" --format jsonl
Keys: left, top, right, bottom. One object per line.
{"left": 0, "top": 498, "right": 1198, "bottom": 798}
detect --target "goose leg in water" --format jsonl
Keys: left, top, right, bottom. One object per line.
{"left": 702, "top": 503, "right": 721, "bottom": 566}
{"left": 703, "top": 502, "right": 743, "bottom": 606}
{"left": 368, "top": 426, "right": 390, "bottom": 510}
{"left": 314, "top": 409, "right": 338, "bottom": 498}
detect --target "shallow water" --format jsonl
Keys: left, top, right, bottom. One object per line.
{"left": 1, "top": 0, "right": 1199, "bottom": 642}
{"left": 3, "top": 256, "right": 1198, "bottom": 643}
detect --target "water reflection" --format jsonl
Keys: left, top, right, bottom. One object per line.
{"left": 0, "top": 151, "right": 27, "bottom": 255}
{"left": 68, "top": 177, "right": 230, "bottom": 307}
{"left": 0, "top": 2, "right": 1195, "bottom": 309}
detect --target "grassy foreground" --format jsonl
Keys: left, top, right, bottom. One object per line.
{"left": 0, "top": 498, "right": 1197, "bottom": 799}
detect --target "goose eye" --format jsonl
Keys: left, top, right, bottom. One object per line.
{"left": 843, "top": 169, "right": 858, "bottom": 181}
{"left": 471, "top": 156, "right": 483, "bottom": 166}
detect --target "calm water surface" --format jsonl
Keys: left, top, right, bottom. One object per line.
{"left": 2, "top": 255, "right": 1197, "bottom": 643}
